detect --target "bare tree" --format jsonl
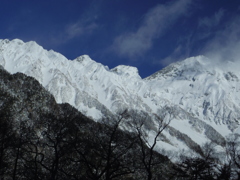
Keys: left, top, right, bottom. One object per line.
{"left": 172, "top": 142, "right": 230, "bottom": 180}
{"left": 32, "top": 105, "right": 81, "bottom": 180}
{"left": 72, "top": 110, "right": 139, "bottom": 180}
{"left": 132, "top": 108, "right": 172, "bottom": 180}
{"left": 0, "top": 90, "right": 17, "bottom": 178}
{"left": 225, "top": 134, "right": 240, "bottom": 179}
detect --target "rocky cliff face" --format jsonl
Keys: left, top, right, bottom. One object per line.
{"left": 1, "top": 39, "right": 239, "bottom": 154}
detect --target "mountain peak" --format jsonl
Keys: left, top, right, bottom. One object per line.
{"left": 145, "top": 56, "right": 212, "bottom": 81}
{"left": 0, "top": 38, "right": 41, "bottom": 49}
{"left": 75, "top": 54, "right": 91, "bottom": 62}
{"left": 111, "top": 65, "right": 141, "bottom": 79}
{"left": 0, "top": 38, "right": 23, "bottom": 45}
{"left": 74, "top": 55, "right": 97, "bottom": 66}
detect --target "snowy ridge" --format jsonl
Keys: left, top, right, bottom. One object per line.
{"left": 144, "top": 56, "right": 240, "bottom": 132}
{"left": 1, "top": 39, "right": 240, "bottom": 154}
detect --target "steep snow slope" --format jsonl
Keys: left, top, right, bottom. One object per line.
{"left": 0, "top": 39, "right": 146, "bottom": 120}
{"left": 0, "top": 39, "right": 239, "bottom": 154}
{"left": 144, "top": 56, "right": 240, "bottom": 132}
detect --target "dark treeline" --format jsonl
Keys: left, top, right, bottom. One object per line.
{"left": 0, "top": 101, "right": 171, "bottom": 179}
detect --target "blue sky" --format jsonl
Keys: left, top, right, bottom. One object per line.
{"left": 0, "top": 0, "right": 240, "bottom": 78}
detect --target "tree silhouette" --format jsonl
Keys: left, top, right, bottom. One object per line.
{"left": 72, "top": 111, "right": 140, "bottom": 180}
{"left": 0, "top": 91, "right": 17, "bottom": 179}
{"left": 131, "top": 109, "right": 172, "bottom": 180}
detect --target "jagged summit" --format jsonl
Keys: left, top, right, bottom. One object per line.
{"left": 75, "top": 55, "right": 96, "bottom": 64}
{"left": 145, "top": 56, "right": 213, "bottom": 81}
{"left": 111, "top": 65, "right": 141, "bottom": 79}
{"left": 1, "top": 38, "right": 240, "bottom": 155}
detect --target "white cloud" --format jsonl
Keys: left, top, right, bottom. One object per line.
{"left": 111, "top": 0, "right": 191, "bottom": 58}
{"left": 198, "top": 9, "right": 225, "bottom": 28}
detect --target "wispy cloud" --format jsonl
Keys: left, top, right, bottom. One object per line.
{"left": 158, "top": 45, "right": 184, "bottom": 66}
{"left": 198, "top": 9, "right": 225, "bottom": 28}
{"left": 157, "top": 8, "right": 229, "bottom": 67}
{"left": 47, "top": 17, "right": 98, "bottom": 46}
{"left": 111, "top": 0, "right": 191, "bottom": 58}
{"left": 156, "top": 32, "right": 193, "bottom": 66}
{"left": 65, "top": 18, "right": 98, "bottom": 40}
{"left": 201, "top": 15, "right": 240, "bottom": 64}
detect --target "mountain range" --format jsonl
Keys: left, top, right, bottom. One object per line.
{"left": 1, "top": 38, "right": 239, "bottom": 156}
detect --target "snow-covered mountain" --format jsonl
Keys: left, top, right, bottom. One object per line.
{"left": 1, "top": 39, "right": 239, "bottom": 154}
